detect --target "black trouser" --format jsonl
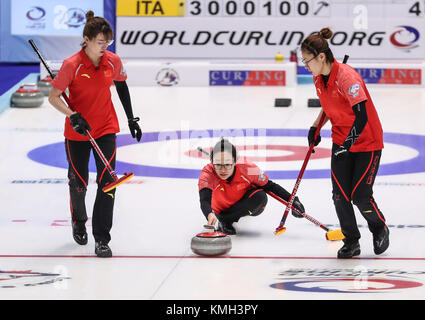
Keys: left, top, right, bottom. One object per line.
{"left": 218, "top": 188, "right": 268, "bottom": 224}
{"left": 331, "top": 143, "right": 386, "bottom": 244}
{"left": 65, "top": 134, "right": 117, "bottom": 243}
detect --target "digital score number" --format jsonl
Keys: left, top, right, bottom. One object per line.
{"left": 187, "top": 0, "right": 331, "bottom": 17}
{"left": 186, "top": 0, "right": 425, "bottom": 18}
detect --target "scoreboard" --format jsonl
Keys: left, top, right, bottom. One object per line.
{"left": 117, "top": 0, "right": 425, "bottom": 17}
{"left": 115, "top": 0, "right": 425, "bottom": 60}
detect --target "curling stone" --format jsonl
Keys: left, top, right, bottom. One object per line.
{"left": 10, "top": 84, "right": 44, "bottom": 108}
{"left": 307, "top": 98, "right": 321, "bottom": 108}
{"left": 191, "top": 231, "right": 232, "bottom": 256}
{"left": 37, "top": 77, "right": 53, "bottom": 96}
{"left": 274, "top": 98, "right": 292, "bottom": 107}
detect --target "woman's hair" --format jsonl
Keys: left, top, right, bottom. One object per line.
{"left": 83, "top": 10, "right": 113, "bottom": 40}
{"left": 210, "top": 138, "right": 237, "bottom": 163}
{"left": 301, "top": 27, "right": 334, "bottom": 63}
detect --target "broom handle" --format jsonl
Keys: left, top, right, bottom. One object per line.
{"left": 85, "top": 130, "right": 118, "bottom": 180}
{"left": 276, "top": 112, "right": 327, "bottom": 228}
{"left": 266, "top": 191, "right": 330, "bottom": 232}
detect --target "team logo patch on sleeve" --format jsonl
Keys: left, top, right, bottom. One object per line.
{"left": 348, "top": 84, "right": 360, "bottom": 97}
{"left": 121, "top": 66, "right": 127, "bottom": 76}
{"left": 199, "top": 180, "right": 209, "bottom": 189}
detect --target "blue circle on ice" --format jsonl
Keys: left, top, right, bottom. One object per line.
{"left": 27, "top": 129, "right": 425, "bottom": 179}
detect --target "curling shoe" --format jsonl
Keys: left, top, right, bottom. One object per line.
{"left": 373, "top": 226, "right": 389, "bottom": 255}
{"left": 95, "top": 241, "right": 112, "bottom": 258}
{"left": 337, "top": 241, "right": 360, "bottom": 259}
{"left": 72, "top": 223, "right": 88, "bottom": 245}
{"left": 217, "top": 221, "right": 236, "bottom": 235}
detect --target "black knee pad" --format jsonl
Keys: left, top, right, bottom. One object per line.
{"left": 332, "top": 192, "right": 344, "bottom": 205}
{"left": 252, "top": 189, "right": 267, "bottom": 203}
{"left": 332, "top": 192, "right": 352, "bottom": 212}
{"left": 68, "top": 171, "right": 87, "bottom": 190}
{"left": 249, "top": 190, "right": 268, "bottom": 216}
{"left": 352, "top": 195, "right": 372, "bottom": 213}
{"left": 68, "top": 179, "right": 86, "bottom": 195}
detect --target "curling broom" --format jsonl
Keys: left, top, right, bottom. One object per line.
{"left": 274, "top": 112, "right": 327, "bottom": 235}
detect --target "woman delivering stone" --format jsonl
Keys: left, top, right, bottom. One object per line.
{"left": 198, "top": 138, "right": 305, "bottom": 235}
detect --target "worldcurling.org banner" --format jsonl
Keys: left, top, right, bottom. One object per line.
{"left": 116, "top": 17, "right": 424, "bottom": 61}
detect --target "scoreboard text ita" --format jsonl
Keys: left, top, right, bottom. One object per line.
{"left": 116, "top": 0, "right": 425, "bottom": 17}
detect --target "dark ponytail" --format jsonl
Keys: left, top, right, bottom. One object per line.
{"left": 83, "top": 10, "right": 113, "bottom": 41}
{"left": 85, "top": 10, "right": 95, "bottom": 22}
{"left": 301, "top": 27, "right": 334, "bottom": 63}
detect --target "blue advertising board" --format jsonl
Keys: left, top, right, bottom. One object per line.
{"left": 10, "top": 0, "right": 103, "bottom": 36}
{"left": 0, "top": 0, "right": 115, "bottom": 62}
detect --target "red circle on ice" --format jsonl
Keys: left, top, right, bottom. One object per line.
{"left": 185, "top": 145, "right": 330, "bottom": 162}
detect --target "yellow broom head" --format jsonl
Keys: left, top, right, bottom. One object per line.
{"left": 326, "top": 229, "right": 345, "bottom": 241}
{"left": 102, "top": 172, "right": 134, "bottom": 193}
{"left": 274, "top": 226, "right": 287, "bottom": 236}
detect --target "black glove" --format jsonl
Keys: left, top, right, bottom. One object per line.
{"left": 333, "top": 145, "right": 349, "bottom": 161}
{"left": 291, "top": 196, "right": 305, "bottom": 218}
{"left": 128, "top": 117, "right": 142, "bottom": 142}
{"left": 308, "top": 126, "right": 321, "bottom": 153}
{"left": 69, "top": 113, "right": 91, "bottom": 136}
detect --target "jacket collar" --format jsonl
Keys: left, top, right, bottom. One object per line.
{"left": 317, "top": 59, "right": 340, "bottom": 88}
{"left": 327, "top": 59, "right": 340, "bottom": 86}
{"left": 79, "top": 48, "right": 108, "bottom": 69}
